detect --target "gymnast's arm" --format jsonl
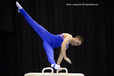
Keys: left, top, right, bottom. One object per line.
{"left": 57, "top": 50, "right": 63, "bottom": 65}
{"left": 57, "top": 35, "right": 73, "bottom": 64}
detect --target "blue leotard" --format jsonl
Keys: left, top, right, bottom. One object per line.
{"left": 19, "top": 8, "right": 64, "bottom": 66}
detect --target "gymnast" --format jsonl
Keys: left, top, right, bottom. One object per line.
{"left": 16, "top": 2, "right": 84, "bottom": 70}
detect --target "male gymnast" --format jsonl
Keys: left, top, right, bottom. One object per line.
{"left": 16, "top": 2, "right": 84, "bottom": 70}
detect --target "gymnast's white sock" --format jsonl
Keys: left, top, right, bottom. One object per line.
{"left": 16, "top": 1, "right": 22, "bottom": 13}
{"left": 51, "top": 64, "right": 61, "bottom": 70}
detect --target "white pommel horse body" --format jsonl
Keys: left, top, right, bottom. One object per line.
{"left": 24, "top": 67, "right": 84, "bottom": 76}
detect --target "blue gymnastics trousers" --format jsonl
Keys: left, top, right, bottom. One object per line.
{"left": 19, "top": 8, "right": 64, "bottom": 65}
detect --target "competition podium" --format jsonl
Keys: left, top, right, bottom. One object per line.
{"left": 24, "top": 67, "right": 84, "bottom": 76}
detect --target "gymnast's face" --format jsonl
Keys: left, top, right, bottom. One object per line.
{"left": 71, "top": 38, "right": 82, "bottom": 46}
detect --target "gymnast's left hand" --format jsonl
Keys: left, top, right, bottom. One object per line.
{"left": 64, "top": 57, "right": 72, "bottom": 64}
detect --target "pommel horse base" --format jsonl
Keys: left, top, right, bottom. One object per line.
{"left": 24, "top": 67, "right": 84, "bottom": 76}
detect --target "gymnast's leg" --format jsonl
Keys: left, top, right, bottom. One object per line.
{"left": 16, "top": 2, "right": 61, "bottom": 70}
{"left": 16, "top": 2, "right": 52, "bottom": 41}
{"left": 43, "top": 41, "right": 61, "bottom": 70}
{"left": 43, "top": 41, "right": 55, "bottom": 65}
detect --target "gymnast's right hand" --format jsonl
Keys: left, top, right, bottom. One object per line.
{"left": 16, "top": 1, "right": 22, "bottom": 11}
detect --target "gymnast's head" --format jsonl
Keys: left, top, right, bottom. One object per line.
{"left": 71, "top": 35, "right": 84, "bottom": 46}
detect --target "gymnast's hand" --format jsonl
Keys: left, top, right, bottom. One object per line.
{"left": 64, "top": 57, "right": 72, "bottom": 64}
{"left": 16, "top": 1, "right": 23, "bottom": 13}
